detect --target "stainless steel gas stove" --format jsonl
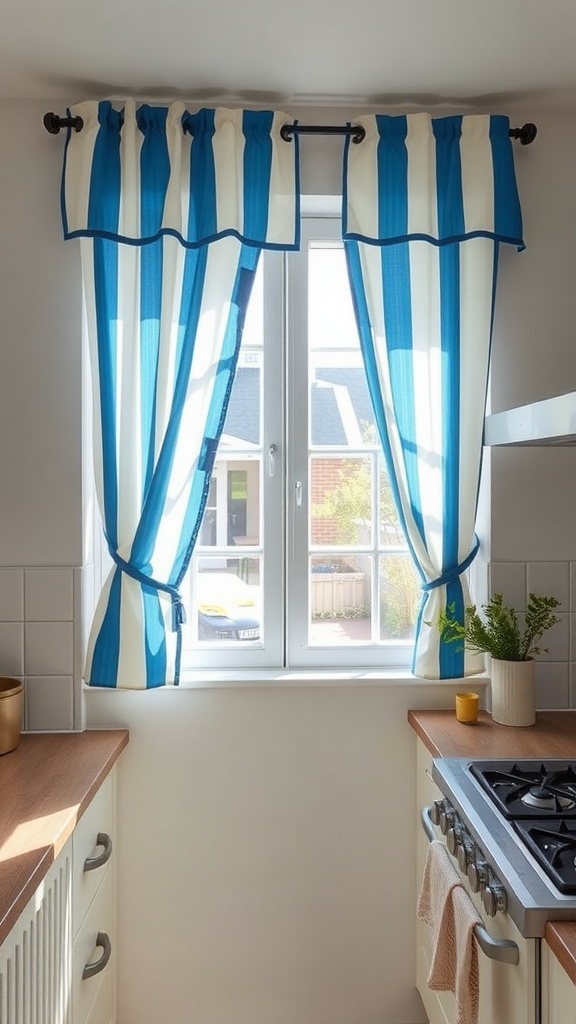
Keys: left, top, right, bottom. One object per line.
{"left": 431, "top": 757, "right": 576, "bottom": 938}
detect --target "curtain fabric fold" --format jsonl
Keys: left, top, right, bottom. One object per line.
{"left": 342, "top": 113, "right": 524, "bottom": 679}
{"left": 61, "top": 100, "right": 299, "bottom": 688}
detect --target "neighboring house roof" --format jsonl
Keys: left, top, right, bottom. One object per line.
{"left": 222, "top": 367, "right": 260, "bottom": 445}
{"left": 313, "top": 368, "right": 374, "bottom": 446}
{"left": 223, "top": 366, "right": 374, "bottom": 447}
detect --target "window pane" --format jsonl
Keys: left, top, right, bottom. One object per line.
{"left": 309, "top": 555, "right": 372, "bottom": 644}
{"left": 379, "top": 554, "right": 420, "bottom": 642}
{"left": 308, "top": 246, "right": 358, "bottom": 351}
{"left": 195, "top": 559, "right": 262, "bottom": 644}
{"left": 308, "top": 243, "right": 375, "bottom": 449}
{"left": 378, "top": 459, "right": 405, "bottom": 547}
{"left": 184, "top": 253, "right": 276, "bottom": 666}
{"left": 310, "top": 456, "right": 373, "bottom": 547}
{"left": 310, "top": 352, "right": 375, "bottom": 448}
{"left": 195, "top": 460, "right": 261, "bottom": 549}
{"left": 221, "top": 351, "right": 262, "bottom": 448}
{"left": 297, "top": 231, "right": 418, "bottom": 660}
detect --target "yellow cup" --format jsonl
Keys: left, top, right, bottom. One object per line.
{"left": 455, "top": 691, "right": 480, "bottom": 724}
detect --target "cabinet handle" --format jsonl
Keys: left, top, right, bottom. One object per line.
{"left": 84, "top": 832, "right": 113, "bottom": 872}
{"left": 82, "top": 931, "right": 112, "bottom": 980}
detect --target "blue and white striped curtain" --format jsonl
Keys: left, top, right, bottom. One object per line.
{"left": 342, "top": 113, "right": 524, "bottom": 679}
{"left": 61, "top": 100, "right": 299, "bottom": 688}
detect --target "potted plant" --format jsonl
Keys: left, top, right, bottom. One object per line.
{"left": 439, "top": 593, "right": 561, "bottom": 727}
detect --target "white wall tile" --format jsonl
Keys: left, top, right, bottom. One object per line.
{"left": 489, "top": 562, "right": 526, "bottom": 610}
{"left": 0, "top": 569, "right": 24, "bottom": 621}
{"left": 73, "top": 566, "right": 87, "bottom": 731}
{"left": 570, "top": 563, "right": 576, "bottom": 612}
{"left": 527, "top": 561, "right": 570, "bottom": 609}
{"left": 533, "top": 613, "right": 569, "bottom": 662}
{"left": 570, "top": 614, "right": 576, "bottom": 662}
{"left": 24, "top": 621, "right": 74, "bottom": 676}
{"left": 25, "top": 676, "right": 74, "bottom": 731}
{"left": 0, "top": 622, "right": 24, "bottom": 675}
{"left": 77, "top": 563, "right": 95, "bottom": 650}
{"left": 535, "top": 662, "right": 569, "bottom": 710}
{"left": 470, "top": 557, "right": 489, "bottom": 607}
{"left": 570, "top": 664, "right": 576, "bottom": 709}
{"left": 25, "top": 567, "right": 74, "bottom": 621}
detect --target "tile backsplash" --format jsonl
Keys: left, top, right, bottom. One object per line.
{"left": 0, "top": 559, "right": 575, "bottom": 730}
{"left": 489, "top": 560, "right": 575, "bottom": 713}
{"left": 0, "top": 566, "right": 83, "bottom": 731}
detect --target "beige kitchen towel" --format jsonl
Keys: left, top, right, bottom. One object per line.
{"left": 417, "top": 839, "right": 481, "bottom": 1024}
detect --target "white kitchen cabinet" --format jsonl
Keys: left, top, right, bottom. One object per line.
{"left": 0, "top": 769, "right": 117, "bottom": 1024}
{"left": 415, "top": 737, "right": 536, "bottom": 1024}
{"left": 542, "top": 942, "right": 576, "bottom": 1024}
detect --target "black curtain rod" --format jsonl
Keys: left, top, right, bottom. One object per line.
{"left": 43, "top": 111, "right": 538, "bottom": 146}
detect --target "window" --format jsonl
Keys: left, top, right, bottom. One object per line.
{"left": 184, "top": 217, "right": 420, "bottom": 670}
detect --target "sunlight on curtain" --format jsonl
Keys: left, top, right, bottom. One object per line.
{"left": 61, "top": 100, "right": 299, "bottom": 688}
{"left": 342, "top": 113, "right": 524, "bottom": 679}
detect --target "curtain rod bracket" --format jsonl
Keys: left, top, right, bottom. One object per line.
{"left": 280, "top": 123, "right": 366, "bottom": 144}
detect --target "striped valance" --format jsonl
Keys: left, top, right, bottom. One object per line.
{"left": 61, "top": 100, "right": 300, "bottom": 250}
{"left": 342, "top": 112, "right": 524, "bottom": 250}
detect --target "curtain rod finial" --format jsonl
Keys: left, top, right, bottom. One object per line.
{"left": 43, "top": 112, "right": 61, "bottom": 134}
{"left": 43, "top": 112, "right": 84, "bottom": 135}
{"left": 510, "top": 122, "right": 538, "bottom": 145}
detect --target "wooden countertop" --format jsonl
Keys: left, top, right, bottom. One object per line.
{"left": 408, "top": 709, "right": 576, "bottom": 985}
{"left": 407, "top": 708, "right": 576, "bottom": 759}
{"left": 0, "top": 729, "right": 129, "bottom": 946}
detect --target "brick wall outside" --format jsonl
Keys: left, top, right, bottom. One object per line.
{"left": 311, "top": 458, "right": 348, "bottom": 546}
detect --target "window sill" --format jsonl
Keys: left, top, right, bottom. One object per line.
{"left": 84, "top": 670, "right": 491, "bottom": 690}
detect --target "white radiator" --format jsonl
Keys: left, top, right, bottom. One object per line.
{"left": 0, "top": 841, "right": 72, "bottom": 1024}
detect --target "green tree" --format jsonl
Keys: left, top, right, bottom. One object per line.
{"left": 314, "top": 428, "right": 420, "bottom": 636}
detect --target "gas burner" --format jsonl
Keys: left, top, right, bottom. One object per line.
{"left": 514, "top": 819, "right": 576, "bottom": 894}
{"left": 469, "top": 760, "right": 576, "bottom": 819}
{"left": 521, "top": 786, "right": 576, "bottom": 811}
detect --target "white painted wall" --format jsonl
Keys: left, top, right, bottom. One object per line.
{"left": 86, "top": 680, "right": 468, "bottom": 1024}
{"left": 1, "top": 98, "right": 576, "bottom": 1023}
{"left": 0, "top": 100, "right": 83, "bottom": 567}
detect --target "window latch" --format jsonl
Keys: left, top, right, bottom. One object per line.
{"left": 268, "top": 443, "right": 277, "bottom": 478}
{"left": 295, "top": 480, "right": 302, "bottom": 508}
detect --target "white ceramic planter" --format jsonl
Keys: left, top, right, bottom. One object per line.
{"left": 490, "top": 658, "right": 536, "bottom": 727}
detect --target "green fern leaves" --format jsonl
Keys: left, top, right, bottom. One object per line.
{"left": 438, "top": 593, "right": 561, "bottom": 661}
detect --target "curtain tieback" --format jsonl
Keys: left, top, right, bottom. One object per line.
{"left": 421, "top": 535, "right": 480, "bottom": 593}
{"left": 106, "top": 543, "right": 187, "bottom": 632}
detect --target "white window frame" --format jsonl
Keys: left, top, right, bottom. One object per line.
{"left": 181, "top": 213, "right": 416, "bottom": 673}
{"left": 285, "top": 217, "right": 415, "bottom": 669}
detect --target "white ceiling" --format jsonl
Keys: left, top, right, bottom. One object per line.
{"left": 3, "top": 0, "right": 576, "bottom": 113}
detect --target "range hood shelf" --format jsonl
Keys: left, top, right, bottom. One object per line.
{"left": 484, "top": 392, "right": 576, "bottom": 447}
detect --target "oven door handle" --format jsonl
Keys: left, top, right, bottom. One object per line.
{"left": 421, "top": 806, "right": 520, "bottom": 966}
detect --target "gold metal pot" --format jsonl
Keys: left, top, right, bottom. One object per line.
{"left": 0, "top": 677, "right": 23, "bottom": 755}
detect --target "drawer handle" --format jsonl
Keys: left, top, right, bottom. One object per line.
{"left": 84, "top": 832, "right": 113, "bottom": 872}
{"left": 82, "top": 931, "right": 112, "bottom": 980}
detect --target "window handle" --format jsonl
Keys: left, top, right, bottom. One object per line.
{"left": 295, "top": 480, "right": 302, "bottom": 508}
{"left": 268, "top": 443, "right": 277, "bottom": 478}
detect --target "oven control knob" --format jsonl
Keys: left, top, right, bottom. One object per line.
{"left": 467, "top": 856, "right": 488, "bottom": 893}
{"left": 439, "top": 806, "right": 456, "bottom": 836}
{"left": 446, "top": 823, "right": 464, "bottom": 856}
{"left": 430, "top": 800, "right": 447, "bottom": 827}
{"left": 482, "top": 881, "right": 508, "bottom": 917}
{"left": 457, "top": 837, "right": 475, "bottom": 873}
